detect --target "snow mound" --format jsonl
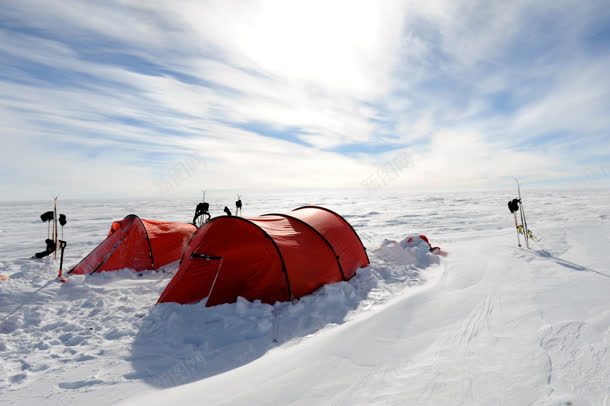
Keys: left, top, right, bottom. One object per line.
{"left": 0, "top": 230, "right": 440, "bottom": 399}
{"left": 373, "top": 234, "right": 440, "bottom": 267}
{"left": 128, "top": 243, "right": 438, "bottom": 388}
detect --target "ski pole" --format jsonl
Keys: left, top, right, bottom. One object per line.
{"left": 519, "top": 202, "right": 529, "bottom": 248}
{"left": 53, "top": 197, "right": 58, "bottom": 259}
{"left": 520, "top": 202, "right": 529, "bottom": 248}
{"left": 512, "top": 212, "right": 521, "bottom": 247}
{"left": 508, "top": 198, "right": 521, "bottom": 247}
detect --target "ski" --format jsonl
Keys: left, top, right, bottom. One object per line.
{"left": 514, "top": 179, "right": 529, "bottom": 248}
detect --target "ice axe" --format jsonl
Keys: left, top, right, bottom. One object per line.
{"left": 57, "top": 240, "right": 68, "bottom": 283}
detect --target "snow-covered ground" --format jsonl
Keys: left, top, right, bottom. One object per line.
{"left": 1, "top": 189, "right": 609, "bottom": 405}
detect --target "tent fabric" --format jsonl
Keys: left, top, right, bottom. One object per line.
{"left": 69, "top": 215, "right": 196, "bottom": 275}
{"left": 290, "top": 206, "right": 369, "bottom": 280}
{"left": 157, "top": 206, "right": 369, "bottom": 306}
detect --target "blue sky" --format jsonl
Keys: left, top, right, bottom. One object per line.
{"left": 1, "top": 0, "right": 609, "bottom": 200}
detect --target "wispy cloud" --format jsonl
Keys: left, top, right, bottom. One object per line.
{"left": 1, "top": 0, "right": 609, "bottom": 200}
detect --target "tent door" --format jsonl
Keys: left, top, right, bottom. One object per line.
{"left": 191, "top": 253, "right": 224, "bottom": 305}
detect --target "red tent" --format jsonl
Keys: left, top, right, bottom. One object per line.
{"left": 69, "top": 215, "right": 196, "bottom": 275}
{"left": 157, "top": 206, "right": 369, "bottom": 306}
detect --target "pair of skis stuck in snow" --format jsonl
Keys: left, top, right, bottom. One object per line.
{"left": 508, "top": 178, "right": 537, "bottom": 248}
{"left": 32, "top": 197, "right": 69, "bottom": 282}
{"left": 192, "top": 191, "right": 243, "bottom": 227}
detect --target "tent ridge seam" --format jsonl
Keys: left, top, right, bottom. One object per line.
{"left": 133, "top": 215, "right": 156, "bottom": 270}
{"left": 292, "top": 205, "right": 370, "bottom": 265}
{"left": 262, "top": 213, "right": 347, "bottom": 281}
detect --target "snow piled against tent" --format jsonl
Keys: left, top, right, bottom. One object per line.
{"left": 0, "top": 235, "right": 439, "bottom": 396}
{"left": 115, "top": 242, "right": 438, "bottom": 389}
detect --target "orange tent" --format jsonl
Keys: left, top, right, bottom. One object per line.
{"left": 157, "top": 206, "right": 369, "bottom": 306}
{"left": 69, "top": 215, "right": 196, "bottom": 275}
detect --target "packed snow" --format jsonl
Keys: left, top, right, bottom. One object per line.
{"left": 1, "top": 189, "right": 609, "bottom": 405}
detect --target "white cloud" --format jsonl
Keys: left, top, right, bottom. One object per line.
{"left": 156, "top": 0, "right": 408, "bottom": 97}
{"left": 511, "top": 57, "right": 610, "bottom": 137}
{"left": 1, "top": 0, "right": 609, "bottom": 200}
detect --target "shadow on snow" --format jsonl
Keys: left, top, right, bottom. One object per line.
{"left": 536, "top": 250, "right": 610, "bottom": 279}
{"left": 127, "top": 257, "right": 437, "bottom": 389}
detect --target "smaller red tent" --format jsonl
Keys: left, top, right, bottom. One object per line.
{"left": 69, "top": 215, "right": 196, "bottom": 275}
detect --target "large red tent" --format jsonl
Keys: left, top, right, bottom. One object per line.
{"left": 158, "top": 206, "right": 369, "bottom": 306}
